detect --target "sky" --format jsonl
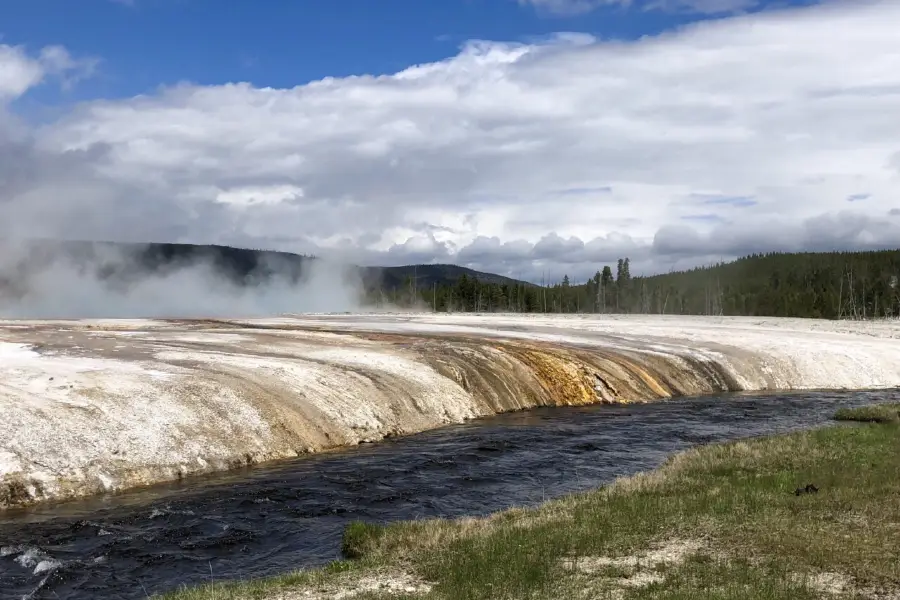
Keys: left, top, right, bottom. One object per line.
{"left": 1, "top": 0, "right": 899, "bottom": 283}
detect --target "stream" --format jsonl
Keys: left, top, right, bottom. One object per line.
{"left": 2, "top": 389, "right": 897, "bottom": 600}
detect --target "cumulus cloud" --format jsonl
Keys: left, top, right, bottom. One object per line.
{"left": 2, "top": 1, "right": 900, "bottom": 284}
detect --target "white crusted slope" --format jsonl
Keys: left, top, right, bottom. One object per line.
{"left": 1, "top": 314, "right": 898, "bottom": 508}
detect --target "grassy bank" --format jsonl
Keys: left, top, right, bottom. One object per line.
{"left": 157, "top": 408, "right": 900, "bottom": 600}
{"left": 834, "top": 403, "right": 900, "bottom": 424}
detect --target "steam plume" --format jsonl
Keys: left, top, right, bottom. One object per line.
{"left": 0, "top": 239, "right": 365, "bottom": 319}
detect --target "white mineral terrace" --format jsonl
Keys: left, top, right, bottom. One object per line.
{"left": 2, "top": 313, "right": 899, "bottom": 508}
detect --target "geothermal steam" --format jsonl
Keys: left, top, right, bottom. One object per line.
{"left": 0, "top": 240, "right": 364, "bottom": 318}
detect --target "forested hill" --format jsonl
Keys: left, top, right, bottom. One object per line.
{"left": 629, "top": 251, "right": 900, "bottom": 319}
{"left": 373, "top": 263, "right": 523, "bottom": 289}
{"left": 412, "top": 250, "right": 900, "bottom": 319}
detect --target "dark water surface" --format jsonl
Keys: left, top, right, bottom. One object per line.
{"left": 2, "top": 389, "right": 898, "bottom": 600}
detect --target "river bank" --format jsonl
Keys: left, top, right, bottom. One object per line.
{"left": 3, "top": 314, "right": 900, "bottom": 509}
{"left": 5, "top": 390, "right": 892, "bottom": 599}
{"left": 158, "top": 402, "right": 900, "bottom": 600}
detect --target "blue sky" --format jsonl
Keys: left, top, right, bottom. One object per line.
{"left": 4, "top": 0, "right": 817, "bottom": 104}
{"left": 1, "top": 0, "right": 898, "bottom": 280}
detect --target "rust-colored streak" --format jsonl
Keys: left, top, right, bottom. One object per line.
{"left": 615, "top": 357, "right": 672, "bottom": 399}
{"left": 503, "top": 348, "right": 597, "bottom": 407}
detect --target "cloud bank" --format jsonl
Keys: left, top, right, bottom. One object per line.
{"left": 1, "top": 0, "right": 899, "bottom": 285}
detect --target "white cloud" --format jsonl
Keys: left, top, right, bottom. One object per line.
{"left": 3, "top": 1, "right": 900, "bottom": 283}
{"left": 0, "top": 45, "right": 47, "bottom": 100}
{"left": 0, "top": 44, "right": 96, "bottom": 101}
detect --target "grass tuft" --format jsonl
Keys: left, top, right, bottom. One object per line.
{"left": 342, "top": 521, "right": 388, "bottom": 559}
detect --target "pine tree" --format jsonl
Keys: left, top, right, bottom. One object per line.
{"left": 601, "top": 266, "right": 613, "bottom": 286}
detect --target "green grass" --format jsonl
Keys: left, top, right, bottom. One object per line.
{"left": 155, "top": 408, "right": 900, "bottom": 600}
{"left": 834, "top": 402, "right": 900, "bottom": 424}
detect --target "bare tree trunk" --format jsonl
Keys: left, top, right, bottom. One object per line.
{"left": 716, "top": 277, "right": 723, "bottom": 316}
{"left": 601, "top": 279, "right": 605, "bottom": 313}
{"left": 837, "top": 272, "right": 843, "bottom": 319}
{"left": 705, "top": 282, "right": 709, "bottom": 316}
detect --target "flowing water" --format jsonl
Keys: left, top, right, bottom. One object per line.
{"left": 2, "top": 389, "right": 897, "bottom": 600}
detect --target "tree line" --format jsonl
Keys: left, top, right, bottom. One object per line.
{"left": 364, "top": 250, "right": 900, "bottom": 320}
